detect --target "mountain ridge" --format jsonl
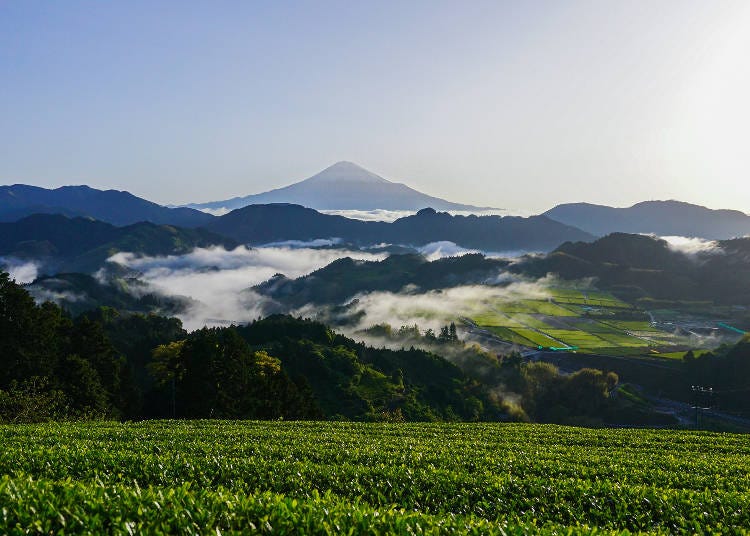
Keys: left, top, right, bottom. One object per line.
{"left": 0, "top": 213, "right": 235, "bottom": 273}
{"left": 0, "top": 183, "right": 214, "bottom": 227}
{"left": 545, "top": 200, "right": 750, "bottom": 239}
{"left": 205, "top": 203, "right": 594, "bottom": 251}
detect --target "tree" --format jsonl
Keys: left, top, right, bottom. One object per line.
{"left": 0, "top": 377, "right": 67, "bottom": 423}
{"left": 0, "top": 272, "right": 68, "bottom": 386}
{"left": 68, "top": 316, "right": 123, "bottom": 412}
{"left": 56, "top": 354, "right": 109, "bottom": 416}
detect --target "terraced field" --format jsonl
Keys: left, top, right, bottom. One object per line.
{"left": 1, "top": 421, "right": 749, "bottom": 534}
{"left": 470, "top": 289, "right": 699, "bottom": 356}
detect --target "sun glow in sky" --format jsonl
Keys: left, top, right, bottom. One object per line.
{"left": 1, "top": 1, "right": 749, "bottom": 212}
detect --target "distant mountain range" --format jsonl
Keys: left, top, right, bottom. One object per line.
{"left": 205, "top": 204, "right": 594, "bottom": 251}
{"left": 545, "top": 200, "right": 750, "bottom": 239}
{"left": 0, "top": 184, "right": 212, "bottom": 227}
{"left": 0, "top": 214, "right": 235, "bottom": 273}
{"left": 5, "top": 175, "right": 750, "bottom": 242}
{"left": 0, "top": 205, "right": 591, "bottom": 276}
{"left": 187, "top": 161, "right": 493, "bottom": 212}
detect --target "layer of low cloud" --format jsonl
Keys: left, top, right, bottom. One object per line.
{"left": 417, "top": 241, "right": 480, "bottom": 261}
{"left": 108, "top": 245, "right": 387, "bottom": 330}
{"left": 659, "top": 235, "right": 723, "bottom": 256}
{"left": 196, "top": 207, "right": 232, "bottom": 216}
{"left": 0, "top": 257, "right": 39, "bottom": 284}
{"left": 258, "top": 238, "right": 342, "bottom": 248}
{"left": 320, "top": 209, "right": 416, "bottom": 222}
{"left": 28, "top": 287, "right": 86, "bottom": 305}
{"left": 321, "top": 208, "right": 522, "bottom": 222}
{"left": 296, "top": 277, "right": 553, "bottom": 335}
{"left": 416, "top": 241, "right": 535, "bottom": 261}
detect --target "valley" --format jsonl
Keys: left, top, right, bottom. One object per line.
{"left": 6, "top": 5, "right": 750, "bottom": 532}
{"left": 466, "top": 287, "right": 744, "bottom": 358}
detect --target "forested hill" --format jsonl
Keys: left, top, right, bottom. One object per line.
{"left": 545, "top": 200, "right": 750, "bottom": 239}
{"left": 0, "top": 214, "right": 236, "bottom": 273}
{"left": 206, "top": 204, "right": 594, "bottom": 251}
{"left": 0, "top": 184, "right": 213, "bottom": 227}
{"left": 255, "top": 253, "right": 508, "bottom": 309}
{"left": 2, "top": 271, "right": 634, "bottom": 424}
{"left": 513, "top": 232, "right": 750, "bottom": 304}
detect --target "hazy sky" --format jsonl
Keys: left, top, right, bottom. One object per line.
{"left": 1, "top": 1, "right": 749, "bottom": 213}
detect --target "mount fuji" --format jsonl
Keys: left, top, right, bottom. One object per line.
{"left": 186, "top": 161, "right": 494, "bottom": 213}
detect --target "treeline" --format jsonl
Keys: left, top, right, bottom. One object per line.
{"left": 2, "top": 271, "right": 629, "bottom": 424}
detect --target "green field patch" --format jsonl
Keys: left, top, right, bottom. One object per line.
{"left": 511, "top": 328, "right": 561, "bottom": 347}
{"left": 656, "top": 349, "right": 713, "bottom": 359}
{"left": 470, "top": 313, "right": 518, "bottom": 327}
{"left": 484, "top": 326, "right": 537, "bottom": 346}
{"left": 542, "top": 329, "right": 612, "bottom": 348}
{"left": 567, "top": 319, "right": 623, "bottom": 334}
{"left": 493, "top": 301, "right": 537, "bottom": 314}
{"left": 594, "top": 333, "right": 651, "bottom": 347}
{"left": 607, "top": 321, "right": 658, "bottom": 331}
{"left": 529, "top": 300, "right": 579, "bottom": 316}
{"left": 548, "top": 288, "right": 632, "bottom": 307}
{"left": 511, "top": 313, "right": 553, "bottom": 329}
{"left": 593, "top": 346, "right": 657, "bottom": 356}
{"left": 497, "top": 299, "right": 579, "bottom": 317}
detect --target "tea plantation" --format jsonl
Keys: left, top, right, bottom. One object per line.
{"left": 1, "top": 421, "right": 748, "bottom": 534}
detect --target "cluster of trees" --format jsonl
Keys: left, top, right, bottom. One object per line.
{"left": 1, "top": 271, "right": 636, "bottom": 425}
{"left": 364, "top": 322, "right": 459, "bottom": 344}
{"left": 0, "top": 271, "right": 495, "bottom": 422}
{"left": 495, "top": 355, "right": 620, "bottom": 424}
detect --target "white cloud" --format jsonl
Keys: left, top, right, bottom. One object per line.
{"left": 417, "top": 241, "right": 480, "bottom": 261}
{"left": 107, "top": 245, "right": 387, "bottom": 330}
{"left": 319, "top": 208, "right": 522, "bottom": 222}
{"left": 331, "top": 280, "right": 552, "bottom": 334}
{"left": 320, "top": 209, "right": 416, "bottom": 222}
{"left": 660, "top": 235, "right": 723, "bottom": 256}
{"left": 28, "top": 288, "right": 86, "bottom": 305}
{"left": 0, "top": 257, "right": 39, "bottom": 284}
{"left": 197, "top": 207, "right": 232, "bottom": 216}
{"left": 258, "top": 238, "right": 342, "bottom": 248}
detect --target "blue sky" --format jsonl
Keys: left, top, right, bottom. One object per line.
{"left": 1, "top": 1, "right": 749, "bottom": 212}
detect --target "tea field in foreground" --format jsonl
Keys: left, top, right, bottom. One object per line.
{"left": 1, "top": 421, "right": 749, "bottom": 534}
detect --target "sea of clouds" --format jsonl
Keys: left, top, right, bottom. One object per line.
{"left": 107, "top": 244, "right": 388, "bottom": 330}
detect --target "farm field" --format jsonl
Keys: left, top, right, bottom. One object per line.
{"left": 1, "top": 421, "right": 749, "bottom": 534}
{"left": 470, "top": 288, "right": 741, "bottom": 357}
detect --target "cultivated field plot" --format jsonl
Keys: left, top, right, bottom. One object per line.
{"left": 1, "top": 421, "right": 749, "bottom": 534}
{"left": 470, "top": 289, "right": 699, "bottom": 356}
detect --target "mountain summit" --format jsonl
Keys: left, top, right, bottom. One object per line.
{"left": 187, "top": 162, "right": 494, "bottom": 212}
{"left": 303, "top": 161, "right": 391, "bottom": 185}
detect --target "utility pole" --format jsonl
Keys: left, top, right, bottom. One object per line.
{"left": 691, "top": 385, "right": 714, "bottom": 430}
